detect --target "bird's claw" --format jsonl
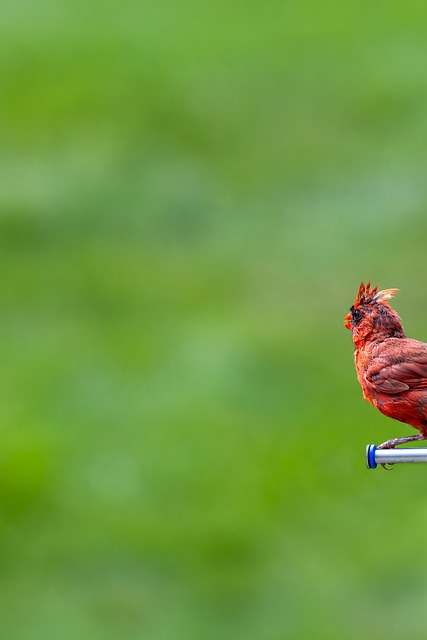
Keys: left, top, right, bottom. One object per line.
{"left": 377, "top": 441, "right": 396, "bottom": 450}
{"left": 378, "top": 440, "right": 396, "bottom": 468}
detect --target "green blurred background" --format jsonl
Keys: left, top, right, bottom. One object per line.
{"left": 2, "top": 1, "right": 427, "bottom": 638}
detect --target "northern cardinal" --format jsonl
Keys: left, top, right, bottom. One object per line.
{"left": 344, "top": 282, "right": 427, "bottom": 449}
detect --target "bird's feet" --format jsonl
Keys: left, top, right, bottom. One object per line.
{"left": 377, "top": 433, "right": 427, "bottom": 449}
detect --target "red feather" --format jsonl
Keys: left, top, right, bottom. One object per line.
{"left": 345, "top": 283, "right": 427, "bottom": 448}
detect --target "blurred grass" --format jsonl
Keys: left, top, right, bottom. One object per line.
{"left": 2, "top": 0, "right": 427, "bottom": 638}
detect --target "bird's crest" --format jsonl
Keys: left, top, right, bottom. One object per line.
{"left": 355, "top": 281, "right": 399, "bottom": 307}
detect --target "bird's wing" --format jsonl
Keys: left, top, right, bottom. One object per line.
{"left": 366, "top": 353, "right": 427, "bottom": 395}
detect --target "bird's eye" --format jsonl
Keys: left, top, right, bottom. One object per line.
{"left": 351, "top": 307, "right": 362, "bottom": 325}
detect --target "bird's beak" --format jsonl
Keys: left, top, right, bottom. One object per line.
{"left": 344, "top": 312, "right": 352, "bottom": 330}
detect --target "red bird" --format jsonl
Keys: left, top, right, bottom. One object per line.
{"left": 344, "top": 282, "right": 427, "bottom": 449}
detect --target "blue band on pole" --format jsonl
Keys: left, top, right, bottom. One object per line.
{"left": 366, "top": 444, "right": 377, "bottom": 469}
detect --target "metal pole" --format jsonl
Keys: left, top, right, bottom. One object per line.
{"left": 366, "top": 444, "right": 427, "bottom": 469}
